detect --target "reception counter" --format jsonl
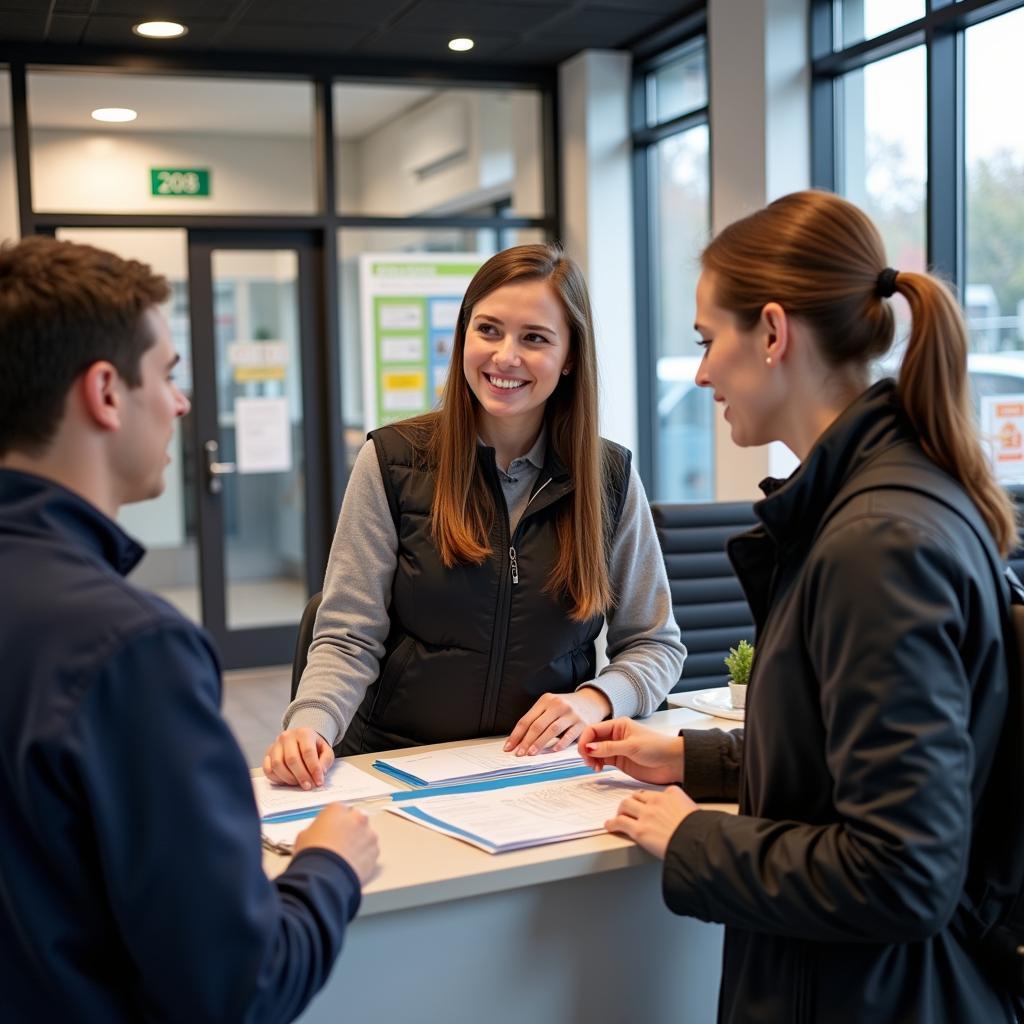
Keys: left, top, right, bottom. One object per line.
{"left": 264, "top": 705, "right": 737, "bottom": 1024}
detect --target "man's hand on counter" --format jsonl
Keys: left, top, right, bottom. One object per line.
{"left": 294, "top": 803, "right": 380, "bottom": 884}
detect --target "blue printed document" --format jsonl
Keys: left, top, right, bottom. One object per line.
{"left": 373, "top": 738, "right": 585, "bottom": 787}
{"left": 387, "top": 768, "right": 660, "bottom": 853}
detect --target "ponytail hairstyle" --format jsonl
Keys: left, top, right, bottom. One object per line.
{"left": 701, "top": 189, "right": 1017, "bottom": 555}
{"left": 395, "top": 243, "right": 612, "bottom": 620}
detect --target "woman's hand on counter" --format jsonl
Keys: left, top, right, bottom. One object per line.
{"left": 605, "top": 785, "right": 697, "bottom": 860}
{"left": 263, "top": 727, "right": 335, "bottom": 789}
{"left": 579, "top": 718, "right": 685, "bottom": 785}
{"left": 504, "top": 687, "right": 613, "bottom": 756}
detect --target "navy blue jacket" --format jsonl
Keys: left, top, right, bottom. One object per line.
{"left": 0, "top": 470, "right": 361, "bottom": 1023}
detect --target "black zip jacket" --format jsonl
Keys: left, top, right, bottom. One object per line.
{"left": 664, "top": 381, "right": 1017, "bottom": 1022}
{"left": 0, "top": 470, "right": 362, "bottom": 1023}
{"left": 340, "top": 425, "right": 630, "bottom": 755}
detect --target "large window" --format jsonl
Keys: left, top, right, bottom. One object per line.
{"left": 814, "top": 0, "right": 1024, "bottom": 371}
{"left": 634, "top": 33, "right": 712, "bottom": 502}
{"left": 836, "top": 46, "right": 927, "bottom": 275}
{"left": 965, "top": 6, "right": 1024, "bottom": 355}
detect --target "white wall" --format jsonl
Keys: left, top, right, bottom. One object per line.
{"left": 0, "top": 73, "right": 19, "bottom": 243}
{"left": 345, "top": 90, "right": 543, "bottom": 217}
{"left": 30, "top": 128, "right": 316, "bottom": 214}
{"left": 708, "top": 0, "right": 810, "bottom": 496}
{"left": 558, "top": 50, "right": 638, "bottom": 455}
{"left": 0, "top": 132, "right": 18, "bottom": 244}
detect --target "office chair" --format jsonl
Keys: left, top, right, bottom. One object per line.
{"left": 290, "top": 591, "right": 323, "bottom": 702}
{"left": 651, "top": 501, "right": 758, "bottom": 693}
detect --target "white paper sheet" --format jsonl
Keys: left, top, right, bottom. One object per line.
{"left": 235, "top": 396, "right": 292, "bottom": 474}
{"left": 261, "top": 799, "right": 390, "bottom": 854}
{"left": 375, "top": 738, "right": 585, "bottom": 786}
{"left": 388, "top": 769, "right": 659, "bottom": 853}
{"left": 253, "top": 761, "right": 396, "bottom": 819}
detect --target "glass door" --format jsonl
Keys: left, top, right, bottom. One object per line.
{"left": 188, "top": 231, "right": 329, "bottom": 667}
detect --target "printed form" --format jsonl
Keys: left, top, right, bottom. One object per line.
{"left": 388, "top": 769, "right": 660, "bottom": 853}
{"left": 373, "top": 738, "right": 585, "bottom": 786}
{"left": 254, "top": 761, "right": 397, "bottom": 820}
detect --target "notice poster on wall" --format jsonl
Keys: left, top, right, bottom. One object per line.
{"left": 235, "top": 396, "right": 292, "bottom": 474}
{"left": 981, "top": 394, "right": 1024, "bottom": 483}
{"left": 359, "top": 253, "right": 485, "bottom": 430}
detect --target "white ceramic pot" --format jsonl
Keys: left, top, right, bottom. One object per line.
{"left": 728, "top": 681, "right": 747, "bottom": 709}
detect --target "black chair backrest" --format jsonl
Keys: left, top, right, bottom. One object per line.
{"left": 291, "top": 591, "right": 323, "bottom": 702}
{"left": 651, "top": 501, "right": 758, "bottom": 692}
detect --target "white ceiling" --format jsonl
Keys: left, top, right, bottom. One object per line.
{"left": 0, "top": 71, "right": 435, "bottom": 140}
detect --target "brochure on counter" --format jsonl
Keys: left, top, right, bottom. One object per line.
{"left": 388, "top": 768, "right": 659, "bottom": 854}
{"left": 254, "top": 761, "right": 397, "bottom": 822}
{"left": 372, "top": 738, "right": 585, "bottom": 787}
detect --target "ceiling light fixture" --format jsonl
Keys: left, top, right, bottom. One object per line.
{"left": 133, "top": 21, "right": 188, "bottom": 39}
{"left": 448, "top": 37, "right": 474, "bottom": 52}
{"left": 91, "top": 107, "right": 138, "bottom": 123}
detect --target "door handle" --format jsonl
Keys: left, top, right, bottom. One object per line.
{"left": 203, "top": 439, "right": 236, "bottom": 495}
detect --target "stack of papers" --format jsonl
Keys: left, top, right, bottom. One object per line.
{"left": 388, "top": 768, "right": 659, "bottom": 854}
{"left": 373, "top": 738, "right": 585, "bottom": 787}
{"left": 255, "top": 762, "right": 397, "bottom": 853}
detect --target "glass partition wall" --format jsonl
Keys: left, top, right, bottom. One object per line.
{"left": 7, "top": 62, "right": 555, "bottom": 666}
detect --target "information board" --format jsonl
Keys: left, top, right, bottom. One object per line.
{"left": 359, "top": 253, "right": 485, "bottom": 430}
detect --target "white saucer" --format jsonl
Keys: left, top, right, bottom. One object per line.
{"left": 669, "top": 686, "right": 745, "bottom": 721}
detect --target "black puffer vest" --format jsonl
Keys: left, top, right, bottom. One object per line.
{"left": 339, "top": 425, "right": 631, "bottom": 755}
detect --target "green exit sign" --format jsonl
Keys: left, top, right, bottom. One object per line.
{"left": 150, "top": 168, "right": 210, "bottom": 197}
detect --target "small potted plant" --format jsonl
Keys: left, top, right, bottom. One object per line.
{"left": 724, "top": 640, "right": 754, "bottom": 710}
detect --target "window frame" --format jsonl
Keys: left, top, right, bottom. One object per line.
{"left": 631, "top": 10, "right": 710, "bottom": 496}
{"left": 811, "top": 0, "right": 1024, "bottom": 293}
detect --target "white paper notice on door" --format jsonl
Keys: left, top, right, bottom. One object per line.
{"left": 235, "top": 396, "right": 292, "bottom": 474}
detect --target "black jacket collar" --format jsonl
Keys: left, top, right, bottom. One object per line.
{"left": 754, "top": 378, "right": 914, "bottom": 550}
{"left": 0, "top": 469, "right": 144, "bottom": 577}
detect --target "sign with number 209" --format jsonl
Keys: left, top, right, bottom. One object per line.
{"left": 150, "top": 168, "right": 211, "bottom": 197}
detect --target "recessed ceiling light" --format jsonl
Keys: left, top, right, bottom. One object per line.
{"left": 448, "top": 37, "right": 474, "bottom": 52}
{"left": 91, "top": 108, "right": 138, "bottom": 123}
{"left": 133, "top": 21, "right": 188, "bottom": 39}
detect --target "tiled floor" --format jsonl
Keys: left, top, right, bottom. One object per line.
{"left": 155, "top": 580, "right": 308, "bottom": 630}
{"left": 222, "top": 664, "right": 292, "bottom": 768}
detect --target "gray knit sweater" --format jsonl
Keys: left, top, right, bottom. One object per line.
{"left": 284, "top": 437, "right": 687, "bottom": 746}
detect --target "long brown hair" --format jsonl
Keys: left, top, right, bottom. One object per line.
{"left": 396, "top": 244, "right": 612, "bottom": 620}
{"left": 701, "top": 189, "right": 1017, "bottom": 555}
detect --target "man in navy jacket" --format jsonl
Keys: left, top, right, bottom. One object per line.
{"left": 0, "top": 236, "right": 379, "bottom": 1022}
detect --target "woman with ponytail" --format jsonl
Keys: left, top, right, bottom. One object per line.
{"left": 265, "top": 243, "right": 684, "bottom": 777}
{"left": 581, "top": 191, "right": 1019, "bottom": 1021}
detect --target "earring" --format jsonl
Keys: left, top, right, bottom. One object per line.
{"left": 765, "top": 356, "right": 773, "bottom": 366}
{"left": 561, "top": 368, "right": 570, "bottom": 376}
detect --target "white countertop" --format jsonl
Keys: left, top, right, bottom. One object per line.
{"left": 262, "top": 703, "right": 740, "bottom": 917}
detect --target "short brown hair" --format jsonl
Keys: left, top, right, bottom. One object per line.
{"left": 0, "top": 236, "right": 169, "bottom": 456}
